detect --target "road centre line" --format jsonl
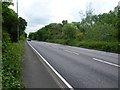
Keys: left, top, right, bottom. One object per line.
{"left": 27, "top": 41, "right": 74, "bottom": 89}
{"left": 63, "top": 49, "right": 79, "bottom": 55}
{"left": 93, "top": 58, "right": 120, "bottom": 68}
{"left": 62, "top": 48, "right": 119, "bottom": 68}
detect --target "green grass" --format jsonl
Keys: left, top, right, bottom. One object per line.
{"left": 0, "top": 53, "right": 2, "bottom": 90}
{"left": 78, "top": 41, "right": 119, "bottom": 53}
{"left": 2, "top": 40, "right": 25, "bottom": 88}
{"left": 45, "top": 39, "right": 119, "bottom": 53}
{"left": 46, "top": 39, "right": 66, "bottom": 44}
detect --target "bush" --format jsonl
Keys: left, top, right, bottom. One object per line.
{"left": 78, "top": 41, "right": 119, "bottom": 53}
{"left": 46, "top": 39, "right": 66, "bottom": 44}
{"left": 46, "top": 39, "right": 119, "bottom": 53}
{"left": 84, "top": 23, "right": 116, "bottom": 42}
{"left": 2, "top": 40, "right": 25, "bottom": 88}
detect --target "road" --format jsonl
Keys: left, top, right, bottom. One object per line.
{"left": 27, "top": 40, "right": 119, "bottom": 88}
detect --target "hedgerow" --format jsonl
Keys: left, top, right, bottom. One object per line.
{"left": 2, "top": 32, "right": 25, "bottom": 89}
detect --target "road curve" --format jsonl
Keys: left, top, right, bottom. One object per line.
{"left": 28, "top": 40, "right": 119, "bottom": 88}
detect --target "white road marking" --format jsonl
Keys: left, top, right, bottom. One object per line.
{"left": 93, "top": 58, "right": 120, "bottom": 68}
{"left": 63, "top": 49, "right": 79, "bottom": 55}
{"left": 27, "top": 41, "right": 74, "bottom": 89}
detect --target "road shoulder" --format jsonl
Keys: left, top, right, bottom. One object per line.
{"left": 21, "top": 42, "right": 60, "bottom": 88}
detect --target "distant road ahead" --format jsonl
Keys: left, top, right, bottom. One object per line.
{"left": 28, "top": 40, "right": 119, "bottom": 88}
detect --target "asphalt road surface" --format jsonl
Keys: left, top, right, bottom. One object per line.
{"left": 27, "top": 40, "right": 119, "bottom": 88}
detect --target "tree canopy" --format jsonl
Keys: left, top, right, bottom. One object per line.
{"left": 29, "top": 6, "right": 119, "bottom": 43}
{"left": 2, "top": 2, "right": 27, "bottom": 42}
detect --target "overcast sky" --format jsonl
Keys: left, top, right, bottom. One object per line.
{"left": 10, "top": 0, "right": 119, "bottom": 34}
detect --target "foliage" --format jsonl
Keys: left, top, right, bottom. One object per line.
{"left": 2, "top": 31, "right": 26, "bottom": 88}
{"left": 2, "top": 2, "right": 27, "bottom": 42}
{"left": 2, "top": 40, "right": 26, "bottom": 88}
{"left": 115, "top": 6, "right": 120, "bottom": 41}
{"left": 62, "top": 20, "right": 68, "bottom": 26}
{"left": 19, "top": 17, "right": 27, "bottom": 36}
{"left": 84, "top": 23, "right": 116, "bottom": 41}
{"left": 46, "top": 39, "right": 66, "bottom": 44}
{"left": 78, "top": 41, "right": 119, "bottom": 53}
{"left": 29, "top": 23, "right": 63, "bottom": 41}
{"left": 2, "top": 2, "right": 27, "bottom": 88}
{"left": 62, "top": 24, "right": 79, "bottom": 40}
{"left": 46, "top": 39, "right": 119, "bottom": 53}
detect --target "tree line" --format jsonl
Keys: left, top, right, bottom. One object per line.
{"left": 29, "top": 6, "right": 119, "bottom": 43}
{"left": 2, "top": 2, "right": 27, "bottom": 42}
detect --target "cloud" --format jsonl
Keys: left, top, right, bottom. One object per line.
{"left": 10, "top": 0, "right": 119, "bottom": 34}
{"left": 26, "top": 24, "right": 45, "bottom": 33}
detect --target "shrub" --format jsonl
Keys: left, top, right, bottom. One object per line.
{"left": 78, "top": 41, "right": 119, "bottom": 53}
{"left": 46, "top": 39, "right": 119, "bottom": 53}
{"left": 2, "top": 40, "right": 25, "bottom": 88}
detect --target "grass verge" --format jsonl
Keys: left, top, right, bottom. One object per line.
{"left": 46, "top": 39, "right": 119, "bottom": 53}
{"left": 2, "top": 40, "right": 25, "bottom": 88}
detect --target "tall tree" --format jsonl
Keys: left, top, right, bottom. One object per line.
{"left": 62, "top": 24, "right": 78, "bottom": 40}
{"left": 2, "top": 2, "right": 27, "bottom": 42}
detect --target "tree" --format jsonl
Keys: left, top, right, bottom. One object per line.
{"left": 19, "top": 17, "right": 27, "bottom": 35}
{"left": 2, "top": 3, "right": 19, "bottom": 42}
{"left": 62, "top": 24, "right": 79, "bottom": 40}
{"left": 62, "top": 20, "right": 68, "bottom": 26}
{"left": 2, "top": 2, "right": 27, "bottom": 42}
{"left": 86, "top": 2, "right": 94, "bottom": 18}
{"left": 84, "top": 22, "right": 115, "bottom": 41}
{"left": 115, "top": 6, "right": 120, "bottom": 41}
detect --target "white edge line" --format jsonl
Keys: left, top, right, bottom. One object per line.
{"left": 93, "top": 58, "right": 120, "bottom": 68}
{"left": 27, "top": 41, "right": 74, "bottom": 89}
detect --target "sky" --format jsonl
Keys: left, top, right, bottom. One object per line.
{"left": 10, "top": 0, "right": 119, "bottom": 35}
